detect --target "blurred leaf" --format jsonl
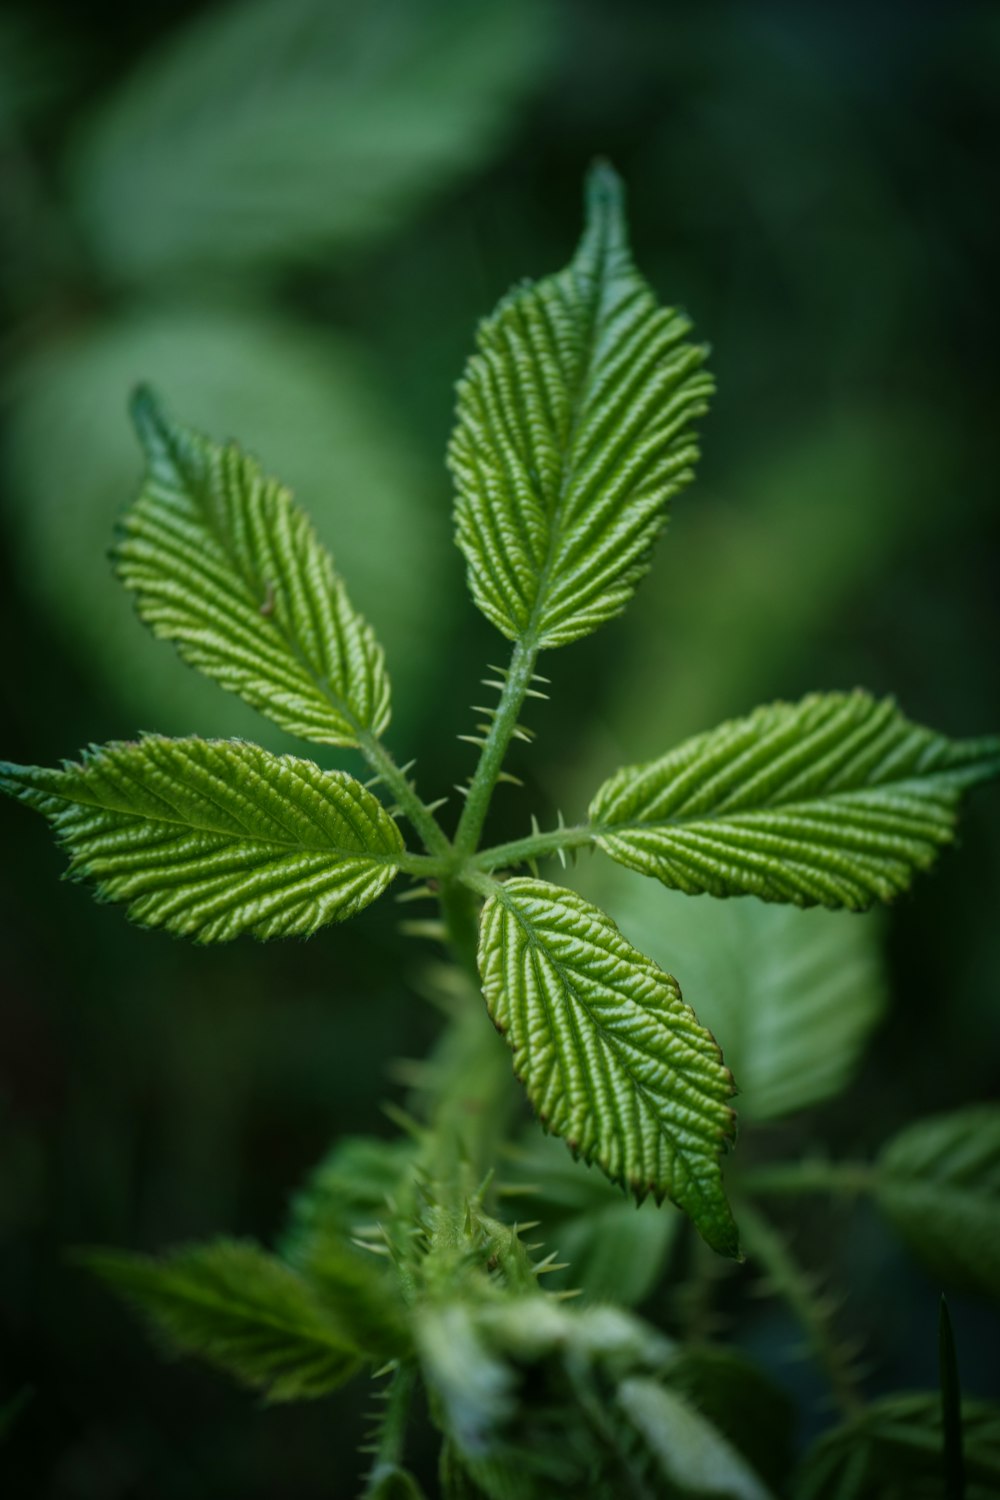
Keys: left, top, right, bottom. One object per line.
{"left": 83, "top": 1240, "right": 368, "bottom": 1402}
{"left": 4, "top": 306, "right": 447, "bottom": 741}
{"left": 877, "top": 1106, "right": 1000, "bottom": 1302}
{"left": 616, "top": 1378, "right": 773, "bottom": 1499}
{"left": 451, "top": 162, "right": 712, "bottom": 650}
{"left": 478, "top": 879, "right": 739, "bottom": 1256}
{"left": 120, "top": 387, "right": 391, "bottom": 747}
{"left": 500, "top": 1129, "right": 680, "bottom": 1306}
{"left": 366, "top": 1468, "right": 429, "bottom": 1500}
{"left": 795, "top": 1393, "right": 1000, "bottom": 1500}
{"left": 590, "top": 692, "right": 1000, "bottom": 909}
{"left": 0, "top": 738, "right": 403, "bottom": 942}
{"left": 585, "top": 869, "right": 885, "bottom": 1121}
{"left": 666, "top": 1345, "right": 795, "bottom": 1492}
{"left": 70, "top": 0, "right": 553, "bottom": 283}
{"left": 281, "top": 1135, "right": 415, "bottom": 1266}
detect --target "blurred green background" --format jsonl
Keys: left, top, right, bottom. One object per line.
{"left": 1, "top": 0, "right": 998, "bottom": 1494}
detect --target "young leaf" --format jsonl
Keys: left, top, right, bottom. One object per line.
{"left": 0, "top": 738, "right": 403, "bottom": 942}
{"left": 83, "top": 1240, "right": 366, "bottom": 1403}
{"left": 666, "top": 1345, "right": 795, "bottom": 1493}
{"left": 616, "top": 1379, "right": 773, "bottom": 1500}
{"left": 596, "top": 873, "right": 885, "bottom": 1121}
{"left": 477, "top": 879, "right": 739, "bottom": 1257}
{"left": 118, "top": 389, "right": 390, "bottom": 747}
{"left": 450, "top": 162, "right": 713, "bottom": 650}
{"left": 795, "top": 1393, "right": 1000, "bottom": 1500}
{"left": 876, "top": 1106, "right": 1000, "bottom": 1301}
{"left": 590, "top": 691, "right": 1000, "bottom": 910}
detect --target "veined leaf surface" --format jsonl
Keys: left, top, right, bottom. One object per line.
{"left": 0, "top": 738, "right": 403, "bottom": 942}
{"left": 118, "top": 389, "right": 390, "bottom": 747}
{"left": 84, "top": 1241, "right": 365, "bottom": 1403}
{"left": 450, "top": 162, "right": 713, "bottom": 649}
{"left": 478, "top": 879, "right": 738, "bottom": 1256}
{"left": 590, "top": 692, "right": 1000, "bottom": 909}
{"left": 876, "top": 1105, "right": 1000, "bottom": 1302}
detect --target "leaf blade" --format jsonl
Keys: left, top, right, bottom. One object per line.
{"left": 118, "top": 388, "right": 390, "bottom": 747}
{"left": 83, "top": 1240, "right": 365, "bottom": 1403}
{"left": 478, "top": 879, "right": 739, "bottom": 1256}
{"left": 450, "top": 162, "right": 713, "bottom": 649}
{"left": 0, "top": 737, "right": 403, "bottom": 942}
{"left": 590, "top": 691, "right": 1000, "bottom": 910}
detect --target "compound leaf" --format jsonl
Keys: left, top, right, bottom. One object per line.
{"left": 83, "top": 1240, "right": 366, "bottom": 1403}
{"left": 450, "top": 162, "right": 713, "bottom": 649}
{"left": 795, "top": 1393, "right": 1000, "bottom": 1500}
{"left": 590, "top": 692, "right": 1000, "bottom": 910}
{"left": 71, "top": 0, "right": 552, "bottom": 282}
{"left": 876, "top": 1106, "right": 1000, "bottom": 1302}
{"left": 119, "top": 388, "right": 390, "bottom": 747}
{"left": 0, "top": 738, "right": 403, "bottom": 942}
{"left": 477, "top": 879, "right": 738, "bottom": 1256}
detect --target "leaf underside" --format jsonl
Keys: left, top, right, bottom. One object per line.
{"left": 877, "top": 1105, "right": 1000, "bottom": 1302}
{"left": 590, "top": 690, "right": 1000, "bottom": 910}
{"left": 450, "top": 161, "right": 713, "bottom": 649}
{"left": 0, "top": 737, "right": 403, "bottom": 942}
{"left": 84, "top": 1241, "right": 363, "bottom": 1403}
{"left": 478, "top": 879, "right": 738, "bottom": 1257}
{"left": 118, "top": 387, "right": 390, "bottom": 747}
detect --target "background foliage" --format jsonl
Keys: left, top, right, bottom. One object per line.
{"left": 0, "top": 0, "right": 997, "bottom": 1494}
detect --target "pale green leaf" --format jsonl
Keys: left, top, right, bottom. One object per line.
{"left": 0, "top": 737, "right": 403, "bottom": 942}
{"left": 117, "top": 388, "right": 389, "bottom": 747}
{"left": 616, "top": 1378, "right": 774, "bottom": 1500}
{"left": 83, "top": 1240, "right": 365, "bottom": 1403}
{"left": 71, "top": 0, "right": 552, "bottom": 282}
{"left": 590, "top": 691, "right": 1000, "bottom": 910}
{"left": 450, "top": 162, "right": 713, "bottom": 649}
{"left": 501, "top": 1130, "right": 680, "bottom": 1305}
{"left": 795, "top": 1393, "right": 1000, "bottom": 1500}
{"left": 477, "top": 879, "right": 739, "bottom": 1256}
{"left": 589, "top": 870, "right": 886, "bottom": 1121}
{"left": 4, "top": 307, "right": 445, "bottom": 743}
{"left": 666, "top": 1346, "right": 794, "bottom": 1493}
{"left": 876, "top": 1106, "right": 1000, "bottom": 1301}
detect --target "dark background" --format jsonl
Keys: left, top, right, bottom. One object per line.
{"left": 1, "top": 1, "right": 998, "bottom": 1494}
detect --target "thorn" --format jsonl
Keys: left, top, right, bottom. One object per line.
{"left": 424, "top": 797, "right": 450, "bottom": 815}
{"left": 397, "top": 759, "right": 417, "bottom": 776}
{"left": 372, "top": 1360, "right": 399, "bottom": 1380}
{"left": 536, "top": 1261, "right": 570, "bottom": 1275}
{"left": 554, "top": 1287, "right": 584, "bottom": 1301}
{"left": 510, "top": 725, "right": 535, "bottom": 743}
{"left": 524, "top": 688, "right": 549, "bottom": 700}
{"left": 457, "top": 734, "right": 487, "bottom": 748}
{"left": 496, "top": 772, "right": 524, "bottom": 786}
{"left": 530, "top": 671, "right": 551, "bottom": 684}
{"left": 474, "top": 722, "right": 493, "bottom": 735}
{"left": 556, "top": 847, "right": 568, "bottom": 869}
{"left": 556, "top": 808, "right": 566, "bottom": 829}
{"left": 363, "top": 773, "right": 387, "bottom": 789}
{"left": 530, "top": 813, "right": 541, "bottom": 837}
{"left": 352, "top": 1237, "right": 391, "bottom": 1257}
{"left": 514, "top": 1219, "right": 542, "bottom": 1232}
{"left": 470, "top": 705, "right": 498, "bottom": 718}
{"left": 487, "top": 664, "right": 510, "bottom": 677}
{"left": 528, "top": 859, "right": 539, "bottom": 877}
{"left": 481, "top": 678, "right": 506, "bottom": 692}
{"left": 395, "top": 884, "right": 436, "bottom": 904}
{"left": 454, "top": 783, "right": 470, "bottom": 798}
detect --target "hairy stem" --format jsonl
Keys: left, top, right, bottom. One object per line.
{"left": 357, "top": 730, "right": 451, "bottom": 857}
{"left": 453, "top": 637, "right": 540, "bottom": 858}
{"left": 472, "top": 822, "right": 595, "bottom": 872}
{"left": 738, "top": 1161, "right": 875, "bottom": 1199}
{"left": 737, "top": 1199, "right": 863, "bottom": 1418}
{"left": 360, "top": 1363, "right": 417, "bottom": 1496}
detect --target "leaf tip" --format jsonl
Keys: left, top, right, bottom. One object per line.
{"left": 580, "top": 158, "right": 629, "bottom": 257}
{"left": 129, "top": 383, "right": 170, "bottom": 454}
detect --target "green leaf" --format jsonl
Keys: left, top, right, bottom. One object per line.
{"left": 477, "top": 879, "right": 739, "bottom": 1257}
{"left": 876, "top": 1106, "right": 1000, "bottom": 1301}
{"left": 70, "top": 0, "right": 553, "bottom": 282}
{"left": 590, "top": 871, "right": 886, "bottom": 1121}
{"left": 0, "top": 738, "right": 403, "bottom": 942}
{"left": 450, "top": 161, "right": 713, "bottom": 650}
{"left": 616, "top": 1378, "right": 774, "bottom": 1500}
{"left": 501, "top": 1130, "right": 680, "bottom": 1305}
{"left": 4, "top": 307, "right": 446, "bottom": 742}
{"left": 795, "top": 1393, "right": 1000, "bottom": 1500}
{"left": 666, "top": 1345, "right": 795, "bottom": 1493}
{"left": 590, "top": 691, "right": 1000, "bottom": 910}
{"left": 83, "top": 1240, "right": 367, "bottom": 1403}
{"left": 118, "top": 388, "right": 390, "bottom": 748}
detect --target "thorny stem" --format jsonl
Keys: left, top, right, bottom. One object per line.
{"left": 453, "top": 637, "right": 541, "bottom": 858}
{"left": 471, "top": 822, "right": 595, "bottom": 872}
{"left": 361, "top": 1364, "right": 417, "bottom": 1496}
{"left": 737, "top": 1198, "right": 863, "bottom": 1419}
{"left": 357, "top": 729, "right": 452, "bottom": 858}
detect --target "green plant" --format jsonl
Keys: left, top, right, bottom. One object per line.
{"left": 3, "top": 164, "right": 999, "bottom": 1497}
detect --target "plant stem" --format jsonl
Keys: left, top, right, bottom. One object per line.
{"left": 453, "top": 637, "right": 540, "bottom": 858}
{"left": 737, "top": 1198, "right": 863, "bottom": 1418}
{"left": 472, "top": 822, "right": 595, "bottom": 872}
{"left": 358, "top": 730, "right": 451, "bottom": 857}
{"left": 361, "top": 1363, "right": 417, "bottom": 1496}
{"left": 738, "top": 1161, "right": 875, "bottom": 1199}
